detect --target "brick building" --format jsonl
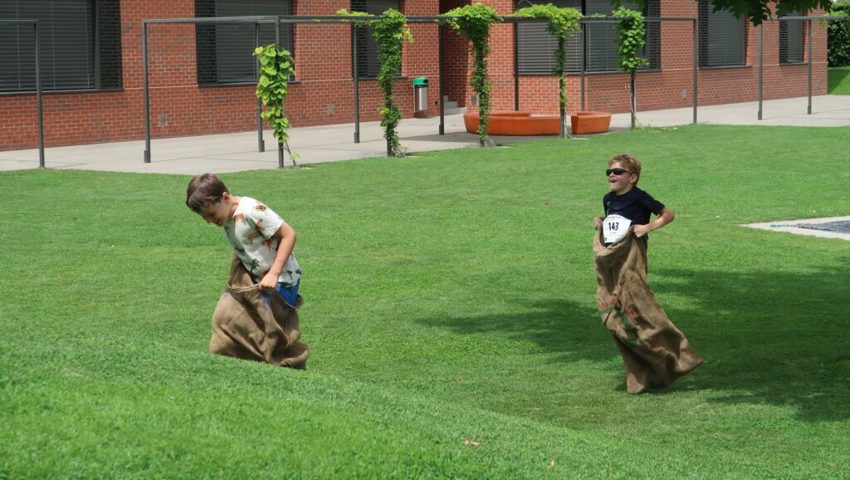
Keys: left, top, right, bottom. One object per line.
{"left": 0, "top": 0, "right": 827, "bottom": 151}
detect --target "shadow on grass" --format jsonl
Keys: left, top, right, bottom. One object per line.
{"left": 420, "top": 297, "right": 613, "bottom": 363}
{"left": 419, "top": 264, "right": 850, "bottom": 422}
{"left": 654, "top": 264, "right": 850, "bottom": 422}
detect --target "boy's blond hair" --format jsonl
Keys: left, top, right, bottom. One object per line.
{"left": 186, "top": 173, "right": 229, "bottom": 213}
{"left": 609, "top": 153, "right": 642, "bottom": 183}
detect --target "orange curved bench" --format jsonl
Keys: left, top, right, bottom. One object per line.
{"left": 463, "top": 111, "right": 561, "bottom": 136}
{"left": 570, "top": 111, "right": 611, "bottom": 134}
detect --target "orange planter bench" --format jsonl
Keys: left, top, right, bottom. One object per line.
{"left": 463, "top": 111, "right": 561, "bottom": 136}
{"left": 570, "top": 111, "right": 611, "bottom": 134}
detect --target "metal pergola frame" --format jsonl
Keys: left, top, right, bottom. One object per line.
{"left": 144, "top": 15, "right": 450, "bottom": 166}
{"left": 141, "top": 14, "right": 707, "bottom": 165}
{"left": 1, "top": 19, "right": 44, "bottom": 167}
{"left": 139, "top": 15, "right": 846, "bottom": 167}
{"left": 758, "top": 15, "right": 846, "bottom": 120}
{"left": 569, "top": 16, "right": 699, "bottom": 126}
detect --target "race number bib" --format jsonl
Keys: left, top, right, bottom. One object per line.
{"left": 602, "top": 214, "right": 631, "bottom": 244}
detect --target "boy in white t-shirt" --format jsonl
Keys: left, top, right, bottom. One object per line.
{"left": 187, "top": 173, "right": 301, "bottom": 304}
{"left": 186, "top": 173, "right": 308, "bottom": 368}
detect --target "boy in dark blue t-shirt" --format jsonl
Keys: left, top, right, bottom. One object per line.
{"left": 593, "top": 153, "right": 675, "bottom": 245}
{"left": 591, "top": 154, "right": 703, "bottom": 394}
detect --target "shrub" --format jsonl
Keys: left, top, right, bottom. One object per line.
{"left": 829, "top": 3, "right": 850, "bottom": 67}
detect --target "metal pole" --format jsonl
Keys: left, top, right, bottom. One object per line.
{"left": 438, "top": 24, "right": 445, "bottom": 135}
{"left": 630, "top": 72, "right": 636, "bottom": 129}
{"left": 94, "top": 8, "right": 101, "bottom": 89}
{"left": 255, "top": 23, "right": 265, "bottom": 152}
{"left": 807, "top": 18, "right": 813, "bottom": 115}
{"left": 692, "top": 18, "right": 698, "bottom": 124}
{"left": 353, "top": 24, "right": 360, "bottom": 143}
{"left": 142, "top": 22, "right": 151, "bottom": 163}
{"left": 276, "top": 17, "right": 284, "bottom": 168}
{"left": 758, "top": 23, "right": 763, "bottom": 120}
{"left": 513, "top": 22, "right": 519, "bottom": 111}
{"left": 580, "top": 24, "right": 586, "bottom": 111}
{"left": 34, "top": 21, "right": 44, "bottom": 168}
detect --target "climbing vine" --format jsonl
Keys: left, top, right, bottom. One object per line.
{"left": 514, "top": 4, "right": 582, "bottom": 138}
{"left": 253, "top": 44, "right": 297, "bottom": 166}
{"left": 443, "top": 3, "right": 501, "bottom": 147}
{"left": 339, "top": 8, "right": 412, "bottom": 157}
{"left": 612, "top": 7, "right": 648, "bottom": 129}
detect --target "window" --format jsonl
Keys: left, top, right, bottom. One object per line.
{"left": 516, "top": 0, "right": 660, "bottom": 75}
{"left": 779, "top": 11, "right": 805, "bottom": 64}
{"left": 0, "top": 0, "right": 121, "bottom": 93}
{"left": 699, "top": 0, "right": 747, "bottom": 67}
{"left": 516, "top": 0, "right": 583, "bottom": 74}
{"left": 195, "top": 0, "right": 293, "bottom": 85}
{"left": 352, "top": 0, "right": 401, "bottom": 79}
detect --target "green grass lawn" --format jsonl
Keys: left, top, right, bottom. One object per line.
{"left": 2, "top": 125, "right": 850, "bottom": 479}
{"left": 829, "top": 66, "right": 850, "bottom": 94}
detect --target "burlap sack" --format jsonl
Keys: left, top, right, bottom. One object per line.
{"left": 594, "top": 229, "right": 703, "bottom": 393}
{"left": 209, "top": 255, "right": 309, "bottom": 369}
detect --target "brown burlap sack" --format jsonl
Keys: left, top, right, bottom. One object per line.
{"left": 209, "top": 255, "right": 309, "bottom": 369}
{"left": 594, "top": 228, "right": 703, "bottom": 394}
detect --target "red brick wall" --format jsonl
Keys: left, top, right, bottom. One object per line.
{"left": 0, "top": 0, "right": 440, "bottom": 150}
{"left": 0, "top": 0, "right": 828, "bottom": 150}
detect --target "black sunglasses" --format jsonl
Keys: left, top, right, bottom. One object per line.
{"left": 606, "top": 168, "right": 631, "bottom": 176}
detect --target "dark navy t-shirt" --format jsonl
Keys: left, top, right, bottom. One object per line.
{"left": 603, "top": 187, "right": 665, "bottom": 225}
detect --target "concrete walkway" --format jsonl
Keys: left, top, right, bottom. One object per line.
{"left": 2, "top": 95, "right": 850, "bottom": 175}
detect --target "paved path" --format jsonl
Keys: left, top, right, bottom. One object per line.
{"left": 2, "top": 95, "right": 850, "bottom": 175}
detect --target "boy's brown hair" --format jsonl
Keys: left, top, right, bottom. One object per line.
{"left": 186, "top": 173, "right": 229, "bottom": 213}
{"left": 609, "top": 153, "right": 642, "bottom": 183}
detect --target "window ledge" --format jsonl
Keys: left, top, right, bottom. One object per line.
{"left": 580, "top": 68, "right": 662, "bottom": 76}
{"left": 0, "top": 87, "right": 123, "bottom": 97}
{"left": 354, "top": 75, "right": 409, "bottom": 81}
{"left": 699, "top": 64, "right": 752, "bottom": 71}
{"left": 517, "top": 68, "right": 661, "bottom": 77}
{"left": 199, "top": 80, "right": 302, "bottom": 87}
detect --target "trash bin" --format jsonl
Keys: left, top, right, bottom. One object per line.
{"left": 413, "top": 77, "right": 428, "bottom": 117}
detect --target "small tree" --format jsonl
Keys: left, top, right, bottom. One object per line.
{"left": 514, "top": 4, "right": 582, "bottom": 139}
{"left": 339, "top": 8, "right": 413, "bottom": 157}
{"left": 443, "top": 3, "right": 501, "bottom": 147}
{"left": 612, "top": 7, "right": 648, "bottom": 129}
{"left": 253, "top": 44, "right": 297, "bottom": 167}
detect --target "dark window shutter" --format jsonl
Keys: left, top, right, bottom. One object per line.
{"left": 0, "top": 0, "right": 120, "bottom": 93}
{"left": 585, "top": 0, "right": 620, "bottom": 72}
{"left": 195, "top": 0, "right": 293, "bottom": 85}
{"left": 779, "top": 11, "right": 805, "bottom": 64}
{"left": 699, "top": 0, "right": 747, "bottom": 67}
{"left": 195, "top": 0, "right": 217, "bottom": 85}
{"left": 516, "top": 0, "right": 582, "bottom": 74}
{"left": 515, "top": 0, "right": 658, "bottom": 75}
{"left": 96, "top": 0, "right": 122, "bottom": 89}
{"left": 352, "top": 0, "right": 401, "bottom": 79}
{"left": 644, "top": 0, "right": 660, "bottom": 70}
{"left": 586, "top": 0, "right": 656, "bottom": 72}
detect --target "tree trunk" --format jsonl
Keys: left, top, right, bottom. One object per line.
{"left": 560, "top": 106, "right": 567, "bottom": 139}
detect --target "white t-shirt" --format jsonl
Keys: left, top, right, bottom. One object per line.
{"left": 223, "top": 196, "right": 301, "bottom": 286}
